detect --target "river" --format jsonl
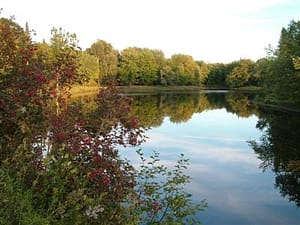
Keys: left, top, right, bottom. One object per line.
{"left": 108, "top": 90, "right": 300, "bottom": 225}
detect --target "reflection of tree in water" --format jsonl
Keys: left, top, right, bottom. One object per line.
{"left": 129, "top": 92, "right": 258, "bottom": 126}
{"left": 131, "top": 95, "right": 164, "bottom": 127}
{"left": 163, "top": 94, "right": 200, "bottom": 123}
{"left": 226, "top": 92, "right": 258, "bottom": 118}
{"left": 69, "top": 92, "right": 260, "bottom": 127}
{"left": 205, "top": 92, "right": 227, "bottom": 109}
{"left": 249, "top": 108, "right": 300, "bottom": 207}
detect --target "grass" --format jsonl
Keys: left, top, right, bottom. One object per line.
{"left": 70, "top": 85, "right": 99, "bottom": 97}
{"left": 116, "top": 85, "right": 230, "bottom": 93}
{"left": 69, "top": 84, "right": 262, "bottom": 96}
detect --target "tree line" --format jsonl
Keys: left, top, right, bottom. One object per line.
{"left": 1, "top": 15, "right": 300, "bottom": 105}
{"left": 84, "top": 19, "right": 300, "bottom": 107}
{"left": 39, "top": 19, "right": 300, "bottom": 107}
{"left": 81, "top": 41, "right": 260, "bottom": 88}
{"left": 0, "top": 21, "right": 262, "bottom": 88}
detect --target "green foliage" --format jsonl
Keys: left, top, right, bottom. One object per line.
{"left": 130, "top": 150, "right": 207, "bottom": 225}
{"left": 87, "top": 40, "right": 118, "bottom": 85}
{"left": 206, "top": 63, "right": 231, "bottom": 86}
{"left": 0, "top": 167, "right": 49, "bottom": 225}
{"left": 253, "top": 58, "right": 272, "bottom": 86}
{"left": 49, "top": 27, "right": 85, "bottom": 86}
{"left": 118, "top": 47, "right": 162, "bottom": 85}
{"left": 226, "top": 59, "right": 254, "bottom": 88}
{"left": 263, "top": 20, "right": 300, "bottom": 106}
{"left": 78, "top": 51, "right": 99, "bottom": 86}
{"left": 196, "top": 61, "right": 210, "bottom": 85}
{"left": 292, "top": 56, "right": 300, "bottom": 70}
{"left": 164, "top": 54, "right": 201, "bottom": 86}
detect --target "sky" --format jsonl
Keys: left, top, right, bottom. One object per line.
{"left": 1, "top": 0, "right": 300, "bottom": 63}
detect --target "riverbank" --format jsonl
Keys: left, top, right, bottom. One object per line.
{"left": 116, "top": 85, "right": 262, "bottom": 93}
{"left": 117, "top": 85, "right": 206, "bottom": 93}
{"left": 70, "top": 84, "right": 262, "bottom": 95}
{"left": 69, "top": 84, "right": 300, "bottom": 113}
{"left": 70, "top": 85, "right": 99, "bottom": 96}
{"left": 70, "top": 84, "right": 228, "bottom": 95}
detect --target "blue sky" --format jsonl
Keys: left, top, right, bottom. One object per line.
{"left": 1, "top": 0, "right": 300, "bottom": 62}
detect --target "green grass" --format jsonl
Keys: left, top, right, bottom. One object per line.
{"left": 70, "top": 84, "right": 262, "bottom": 96}
{"left": 70, "top": 85, "right": 99, "bottom": 96}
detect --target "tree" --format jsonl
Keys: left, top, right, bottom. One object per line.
{"left": 118, "top": 47, "right": 140, "bottom": 85}
{"left": 0, "top": 16, "right": 48, "bottom": 161}
{"left": 206, "top": 63, "right": 232, "bottom": 86}
{"left": 253, "top": 58, "right": 272, "bottom": 86}
{"left": 118, "top": 47, "right": 161, "bottom": 85}
{"left": 87, "top": 40, "right": 118, "bottom": 85}
{"left": 0, "top": 17, "right": 32, "bottom": 76}
{"left": 48, "top": 27, "right": 85, "bottom": 113}
{"left": 226, "top": 59, "right": 254, "bottom": 88}
{"left": 151, "top": 49, "right": 166, "bottom": 85}
{"left": 78, "top": 51, "right": 99, "bottom": 86}
{"left": 165, "top": 54, "right": 200, "bottom": 85}
{"left": 263, "top": 20, "right": 300, "bottom": 106}
{"left": 137, "top": 48, "right": 160, "bottom": 85}
{"left": 196, "top": 61, "right": 210, "bottom": 85}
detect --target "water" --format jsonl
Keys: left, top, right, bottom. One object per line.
{"left": 119, "top": 91, "right": 300, "bottom": 225}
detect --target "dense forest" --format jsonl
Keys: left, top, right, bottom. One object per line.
{"left": 1, "top": 16, "right": 300, "bottom": 107}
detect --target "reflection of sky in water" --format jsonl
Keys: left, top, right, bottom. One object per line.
{"left": 121, "top": 108, "right": 300, "bottom": 225}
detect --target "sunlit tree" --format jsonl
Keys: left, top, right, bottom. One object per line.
{"left": 87, "top": 40, "right": 118, "bottom": 85}
{"left": 166, "top": 54, "right": 200, "bottom": 85}
{"left": 263, "top": 20, "right": 300, "bottom": 106}
{"left": 226, "top": 59, "right": 254, "bottom": 88}
{"left": 118, "top": 47, "right": 161, "bottom": 85}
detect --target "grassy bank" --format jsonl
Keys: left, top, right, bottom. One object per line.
{"left": 117, "top": 85, "right": 200, "bottom": 93}
{"left": 70, "top": 84, "right": 262, "bottom": 96}
{"left": 70, "top": 85, "right": 99, "bottom": 96}
{"left": 116, "top": 85, "right": 231, "bottom": 93}
{"left": 117, "top": 85, "right": 264, "bottom": 93}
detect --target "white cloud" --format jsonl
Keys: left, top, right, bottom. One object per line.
{"left": 145, "top": 132, "right": 260, "bottom": 168}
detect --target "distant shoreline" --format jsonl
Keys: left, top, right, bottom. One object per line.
{"left": 116, "top": 85, "right": 261, "bottom": 93}
{"left": 70, "top": 84, "right": 262, "bottom": 94}
{"left": 70, "top": 84, "right": 300, "bottom": 112}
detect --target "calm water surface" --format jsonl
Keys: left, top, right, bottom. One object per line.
{"left": 118, "top": 91, "right": 300, "bottom": 225}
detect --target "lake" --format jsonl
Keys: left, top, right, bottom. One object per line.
{"left": 111, "top": 91, "right": 300, "bottom": 225}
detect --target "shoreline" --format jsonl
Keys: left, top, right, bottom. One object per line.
{"left": 70, "top": 84, "right": 300, "bottom": 113}
{"left": 116, "top": 85, "right": 261, "bottom": 93}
